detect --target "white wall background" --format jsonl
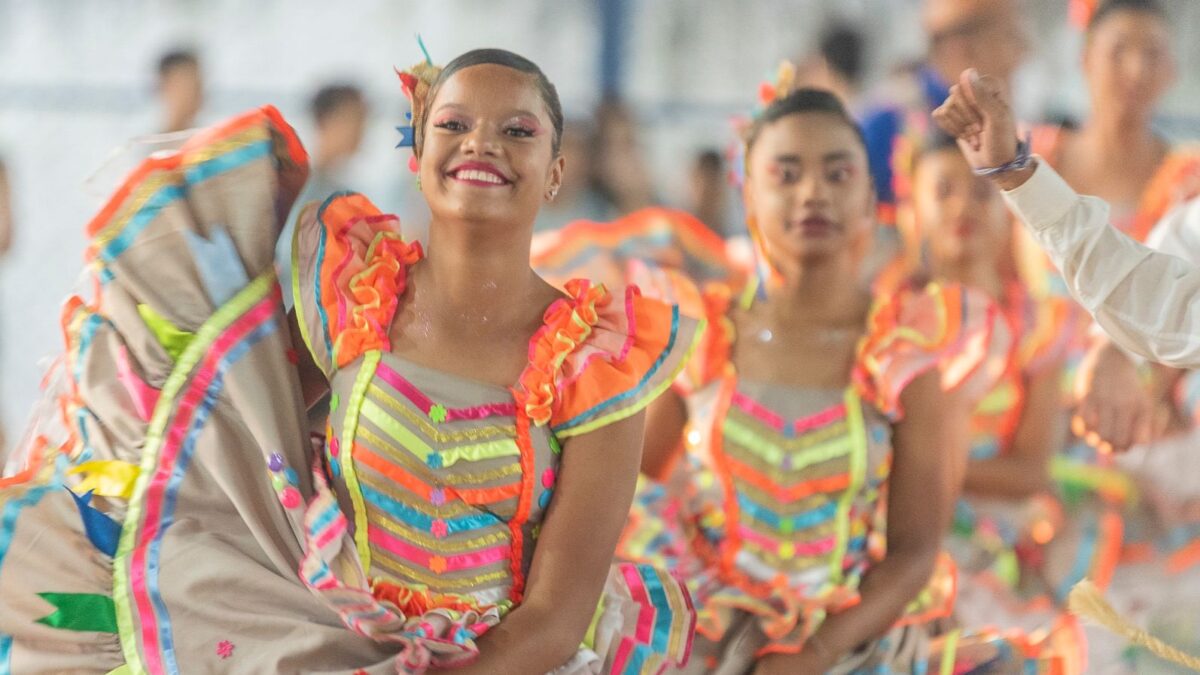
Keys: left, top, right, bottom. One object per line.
{"left": 1, "top": 0, "right": 1198, "bottom": 443}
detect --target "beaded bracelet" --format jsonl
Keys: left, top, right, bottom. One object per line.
{"left": 972, "top": 133, "right": 1033, "bottom": 177}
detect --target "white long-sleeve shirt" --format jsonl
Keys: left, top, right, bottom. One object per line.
{"left": 1146, "top": 196, "right": 1200, "bottom": 266}
{"left": 1003, "top": 160, "right": 1200, "bottom": 369}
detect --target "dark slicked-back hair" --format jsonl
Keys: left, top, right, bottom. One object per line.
{"left": 311, "top": 84, "right": 365, "bottom": 126}
{"left": 1088, "top": 0, "right": 1166, "bottom": 33}
{"left": 157, "top": 49, "right": 198, "bottom": 79}
{"left": 416, "top": 48, "right": 564, "bottom": 157}
{"left": 743, "top": 88, "right": 867, "bottom": 166}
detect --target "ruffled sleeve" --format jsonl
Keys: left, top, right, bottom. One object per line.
{"left": 292, "top": 192, "right": 423, "bottom": 377}
{"left": 518, "top": 279, "right": 705, "bottom": 439}
{"left": 1009, "top": 284, "right": 1075, "bottom": 377}
{"left": 854, "top": 282, "right": 1012, "bottom": 421}
{"left": 675, "top": 283, "right": 736, "bottom": 395}
{"left": 623, "top": 260, "right": 733, "bottom": 396}
{"left": 1130, "top": 146, "right": 1200, "bottom": 242}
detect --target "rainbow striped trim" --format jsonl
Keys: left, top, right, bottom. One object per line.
{"left": 113, "top": 273, "right": 278, "bottom": 675}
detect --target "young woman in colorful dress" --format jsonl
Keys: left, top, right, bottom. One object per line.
{"left": 0, "top": 49, "right": 699, "bottom": 674}
{"left": 891, "top": 135, "right": 1087, "bottom": 664}
{"left": 622, "top": 80, "right": 1026, "bottom": 673}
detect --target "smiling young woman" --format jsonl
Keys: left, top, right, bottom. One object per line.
{"left": 0, "top": 49, "right": 701, "bottom": 674}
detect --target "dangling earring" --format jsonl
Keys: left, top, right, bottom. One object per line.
{"left": 416, "top": 175, "right": 422, "bottom": 192}
{"left": 547, "top": 187, "right": 558, "bottom": 202}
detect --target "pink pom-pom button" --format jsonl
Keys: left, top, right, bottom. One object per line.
{"left": 280, "top": 487, "right": 301, "bottom": 509}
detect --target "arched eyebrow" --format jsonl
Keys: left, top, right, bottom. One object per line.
{"left": 823, "top": 150, "right": 855, "bottom": 163}
{"left": 432, "top": 102, "right": 542, "bottom": 120}
{"left": 771, "top": 150, "right": 856, "bottom": 165}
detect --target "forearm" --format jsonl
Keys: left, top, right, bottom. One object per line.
{"left": 1002, "top": 162, "right": 1200, "bottom": 368}
{"left": 640, "top": 389, "right": 687, "bottom": 480}
{"left": 445, "top": 415, "right": 646, "bottom": 674}
{"left": 964, "top": 455, "right": 1049, "bottom": 499}
{"left": 804, "top": 545, "right": 939, "bottom": 662}
{"left": 440, "top": 601, "right": 582, "bottom": 675}
{"left": 1150, "top": 364, "right": 1186, "bottom": 406}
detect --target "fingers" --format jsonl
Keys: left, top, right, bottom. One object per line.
{"left": 1080, "top": 395, "right": 1117, "bottom": 450}
{"left": 1075, "top": 389, "right": 1156, "bottom": 453}
{"left": 933, "top": 100, "right": 980, "bottom": 148}
{"left": 1076, "top": 393, "right": 1101, "bottom": 436}
{"left": 976, "top": 73, "right": 1008, "bottom": 110}
{"left": 935, "top": 84, "right": 987, "bottom": 150}
{"left": 960, "top": 69, "right": 981, "bottom": 106}
{"left": 937, "top": 99, "right": 970, "bottom": 135}
{"left": 1071, "top": 414, "right": 1088, "bottom": 439}
{"left": 1130, "top": 404, "right": 1155, "bottom": 448}
{"left": 1152, "top": 405, "right": 1171, "bottom": 439}
{"left": 949, "top": 87, "right": 984, "bottom": 138}
{"left": 962, "top": 68, "right": 1004, "bottom": 105}
{"left": 932, "top": 105, "right": 967, "bottom": 138}
{"left": 1106, "top": 403, "right": 1137, "bottom": 453}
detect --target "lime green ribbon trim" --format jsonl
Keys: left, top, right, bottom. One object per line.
{"left": 114, "top": 271, "right": 277, "bottom": 675}
{"left": 828, "top": 388, "right": 868, "bottom": 584}
{"left": 939, "top": 629, "right": 961, "bottom": 675}
{"left": 722, "top": 416, "right": 852, "bottom": 469}
{"left": 344, "top": 351, "right": 381, "bottom": 570}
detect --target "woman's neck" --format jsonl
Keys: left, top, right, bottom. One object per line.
{"left": 1080, "top": 107, "right": 1157, "bottom": 159}
{"left": 767, "top": 257, "right": 865, "bottom": 325}
{"left": 418, "top": 218, "right": 542, "bottom": 325}
{"left": 931, "top": 255, "right": 1003, "bottom": 298}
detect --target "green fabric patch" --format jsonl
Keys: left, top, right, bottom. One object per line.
{"left": 137, "top": 304, "right": 195, "bottom": 362}
{"left": 36, "top": 592, "right": 118, "bottom": 633}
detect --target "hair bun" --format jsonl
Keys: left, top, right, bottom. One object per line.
{"left": 395, "top": 61, "right": 442, "bottom": 158}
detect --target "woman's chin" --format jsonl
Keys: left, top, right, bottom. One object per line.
{"left": 789, "top": 240, "right": 848, "bottom": 264}
{"left": 433, "top": 201, "right": 539, "bottom": 230}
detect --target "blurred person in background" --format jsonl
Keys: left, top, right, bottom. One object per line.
{"left": 861, "top": 0, "right": 1028, "bottom": 225}
{"left": 881, "top": 133, "right": 1083, "bottom": 664}
{"left": 1028, "top": 0, "right": 1195, "bottom": 251}
{"left": 590, "top": 96, "right": 657, "bottom": 217}
{"left": 684, "top": 148, "right": 736, "bottom": 238}
{"left": 1021, "top": 2, "right": 1200, "bottom": 654}
{"left": 796, "top": 23, "right": 868, "bottom": 113}
{"left": 937, "top": 66, "right": 1200, "bottom": 672}
{"left": 156, "top": 48, "right": 204, "bottom": 133}
{"left": 533, "top": 119, "right": 612, "bottom": 232}
{"left": 1021, "top": 0, "right": 1199, "bottom": 428}
{"left": 276, "top": 83, "right": 369, "bottom": 285}
{"left": 0, "top": 157, "right": 11, "bottom": 456}
{"left": 0, "top": 159, "right": 11, "bottom": 259}
{"left": 305, "top": 83, "right": 368, "bottom": 196}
